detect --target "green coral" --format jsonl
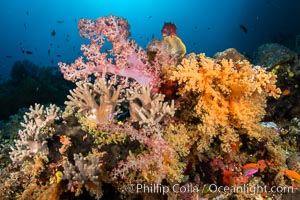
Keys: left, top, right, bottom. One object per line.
{"left": 77, "top": 113, "right": 126, "bottom": 147}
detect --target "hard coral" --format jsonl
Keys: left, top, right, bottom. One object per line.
{"left": 65, "top": 77, "right": 124, "bottom": 124}
{"left": 62, "top": 151, "right": 105, "bottom": 199}
{"left": 10, "top": 103, "right": 61, "bottom": 163}
{"left": 170, "top": 53, "right": 281, "bottom": 153}
{"left": 66, "top": 76, "right": 175, "bottom": 125}
{"left": 126, "top": 85, "right": 175, "bottom": 124}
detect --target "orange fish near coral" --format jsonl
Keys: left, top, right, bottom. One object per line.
{"left": 242, "top": 163, "right": 258, "bottom": 176}
{"left": 241, "top": 160, "right": 267, "bottom": 174}
{"left": 242, "top": 163, "right": 257, "bottom": 169}
{"left": 284, "top": 170, "right": 300, "bottom": 182}
{"left": 281, "top": 89, "right": 291, "bottom": 96}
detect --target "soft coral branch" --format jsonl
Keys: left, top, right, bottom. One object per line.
{"left": 58, "top": 15, "right": 160, "bottom": 87}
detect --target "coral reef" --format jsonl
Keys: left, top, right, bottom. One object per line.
{"left": 1, "top": 15, "right": 300, "bottom": 200}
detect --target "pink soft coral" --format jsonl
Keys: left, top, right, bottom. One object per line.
{"left": 58, "top": 15, "right": 160, "bottom": 87}
{"left": 111, "top": 125, "right": 186, "bottom": 184}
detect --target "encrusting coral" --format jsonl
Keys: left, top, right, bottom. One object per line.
{"left": 2, "top": 15, "right": 299, "bottom": 200}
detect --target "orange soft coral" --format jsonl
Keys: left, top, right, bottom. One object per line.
{"left": 169, "top": 53, "right": 281, "bottom": 153}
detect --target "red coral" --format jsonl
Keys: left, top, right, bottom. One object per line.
{"left": 223, "top": 170, "right": 235, "bottom": 185}
{"left": 58, "top": 15, "right": 161, "bottom": 88}
{"left": 257, "top": 159, "right": 267, "bottom": 172}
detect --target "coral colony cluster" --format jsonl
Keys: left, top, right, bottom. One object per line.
{"left": 1, "top": 14, "right": 300, "bottom": 199}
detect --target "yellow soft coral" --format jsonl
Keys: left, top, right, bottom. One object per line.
{"left": 169, "top": 53, "right": 281, "bottom": 153}
{"left": 164, "top": 124, "right": 191, "bottom": 157}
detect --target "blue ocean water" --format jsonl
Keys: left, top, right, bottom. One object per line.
{"left": 0, "top": 0, "right": 300, "bottom": 80}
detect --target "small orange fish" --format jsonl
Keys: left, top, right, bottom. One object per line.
{"left": 242, "top": 163, "right": 257, "bottom": 169}
{"left": 282, "top": 89, "right": 290, "bottom": 96}
{"left": 284, "top": 170, "right": 300, "bottom": 182}
{"left": 242, "top": 163, "right": 259, "bottom": 176}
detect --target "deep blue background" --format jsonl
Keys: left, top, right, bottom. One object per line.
{"left": 1, "top": 0, "right": 300, "bottom": 80}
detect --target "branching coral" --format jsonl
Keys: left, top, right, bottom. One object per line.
{"left": 4, "top": 104, "right": 62, "bottom": 199}
{"left": 62, "top": 151, "right": 106, "bottom": 199}
{"left": 169, "top": 53, "right": 281, "bottom": 153}
{"left": 63, "top": 154, "right": 104, "bottom": 184}
{"left": 65, "top": 77, "right": 124, "bottom": 124}
{"left": 66, "top": 76, "right": 175, "bottom": 125}
{"left": 126, "top": 85, "right": 175, "bottom": 124}
{"left": 10, "top": 103, "right": 61, "bottom": 163}
{"left": 24, "top": 103, "right": 61, "bottom": 126}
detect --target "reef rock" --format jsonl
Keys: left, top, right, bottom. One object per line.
{"left": 214, "top": 48, "right": 247, "bottom": 62}
{"left": 254, "top": 43, "right": 298, "bottom": 70}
